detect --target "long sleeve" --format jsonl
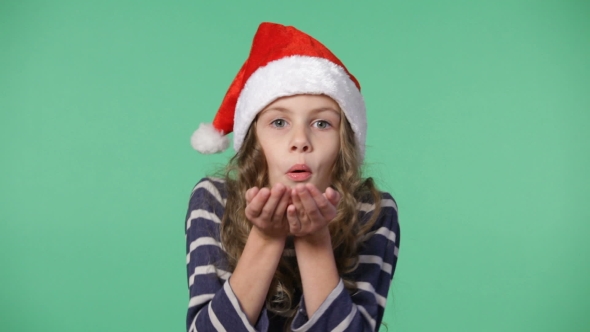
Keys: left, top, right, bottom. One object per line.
{"left": 290, "top": 192, "right": 401, "bottom": 332}
{"left": 185, "top": 178, "right": 269, "bottom": 332}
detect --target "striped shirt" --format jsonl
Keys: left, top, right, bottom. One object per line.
{"left": 185, "top": 177, "right": 400, "bottom": 331}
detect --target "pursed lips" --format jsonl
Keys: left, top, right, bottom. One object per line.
{"left": 286, "top": 164, "right": 312, "bottom": 181}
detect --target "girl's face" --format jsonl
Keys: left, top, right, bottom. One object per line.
{"left": 255, "top": 94, "right": 341, "bottom": 192}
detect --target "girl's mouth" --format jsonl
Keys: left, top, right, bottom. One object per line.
{"left": 286, "top": 164, "right": 312, "bottom": 182}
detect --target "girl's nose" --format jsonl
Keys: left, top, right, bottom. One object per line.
{"left": 290, "top": 126, "right": 312, "bottom": 152}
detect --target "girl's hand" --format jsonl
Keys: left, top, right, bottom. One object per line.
{"left": 244, "top": 183, "right": 291, "bottom": 240}
{"left": 286, "top": 183, "right": 341, "bottom": 239}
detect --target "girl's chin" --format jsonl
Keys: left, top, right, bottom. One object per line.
{"left": 271, "top": 177, "right": 329, "bottom": 192}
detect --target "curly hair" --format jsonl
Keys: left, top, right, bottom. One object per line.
{"left": 218, "top": 107, "right": 382, "bottom": 330}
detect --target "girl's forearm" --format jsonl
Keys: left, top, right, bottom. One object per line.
{"left": 229, "top": 227, "right": 286, "bottom": 326}
{"left": 294, "top": 228, "right": 340, "bottom": 317}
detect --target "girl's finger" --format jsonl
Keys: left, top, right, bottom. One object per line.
{"left": 297, "top": 184, "right": 322, "bottom": 221}
{"left": 245, "top": 187, "right": 259, "bottom": 204}
{"left": 272, "top": 186, "right": 291, "bottom": 223}
{"left": 259, "top": 184, "right": 286, "bottom": 221}
{"left": 324, "top": 187, "right": 341, "bottom": 206}
{"left": 291, "top": 187, "right": 304, "bottom": 212}
{"left": 286, "top": 205, "right": 301, "bottom": 234}
{"left": 245, "top": 187, "right": 270, "bottom": 219}
{"left": 291, "top": 187, "right": 308, "bottom": 223}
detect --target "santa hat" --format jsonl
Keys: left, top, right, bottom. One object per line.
{"left": 191, "top": 22, "right": 367, "bottom": 159}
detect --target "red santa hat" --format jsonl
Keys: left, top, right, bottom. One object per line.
{"left": 191, "top": 22, "right": 367, "bottom": 159}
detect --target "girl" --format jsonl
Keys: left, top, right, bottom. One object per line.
{"left": 185, "top": 22, "right": 400, "bottom": 332}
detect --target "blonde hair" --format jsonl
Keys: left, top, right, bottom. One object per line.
{"left": 219, "top": 108, "right": 382, "bottom": 330}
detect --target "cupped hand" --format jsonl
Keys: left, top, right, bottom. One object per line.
{"left": 286, "top": 183, "right": 341, "bottom": 239}
{"left": 244, "top": 183, "right": 291, "bottom": 240}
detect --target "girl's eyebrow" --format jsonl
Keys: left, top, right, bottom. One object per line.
{"left": 260, "top": 107, "right": 341, "bottom": 117}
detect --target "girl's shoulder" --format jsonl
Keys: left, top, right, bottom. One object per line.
{"left": 357, "top": 190, "right": 398, "bottom": 214}
{"left": 357, "top": 190, "right": 399, "bottom": 235}
{"left": 192, "top": 176, "right": 227, "bottom": 193}
{"left": 188, "top": 177, "right": 228, "bottom": 209}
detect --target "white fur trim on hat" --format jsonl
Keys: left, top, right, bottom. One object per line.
{"left": 191, "top": 123, "right": 230, "bottom": 154}
{"left": 233, "top": 55, "right": 367, "bottom": 159}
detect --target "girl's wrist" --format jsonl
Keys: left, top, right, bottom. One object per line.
{"left": 249, "top": 225, "right": 288, "bottom": 246}
{"left": 293, "top": 227, "right": 331, "bottom": 247}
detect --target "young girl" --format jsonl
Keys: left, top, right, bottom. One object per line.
{"left": 185, "top": 22, "right": 400, "bottom": 332}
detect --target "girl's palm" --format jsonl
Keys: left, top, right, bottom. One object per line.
{"left": 244, "top": 183, "right": 291, "bottom": 239}
{"left": 287, "top": 183, "right": 340, "bottom": 238}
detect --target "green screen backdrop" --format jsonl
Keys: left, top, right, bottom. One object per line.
{"left": 1, "top": 0, "right": 589, "bottom": 331}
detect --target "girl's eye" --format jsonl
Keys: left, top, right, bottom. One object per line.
{"left": 313, "top": 120, "right": 331, "bottom": 129}
{"left": 271, "top": 119, "right": 287, "bottom": 128}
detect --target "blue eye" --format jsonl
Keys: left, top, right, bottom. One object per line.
{"left": 313, "top": 120, "right": 331, "bottom": 129}
{"left": 271, "top": 119, "right": 287, "bottom": 128}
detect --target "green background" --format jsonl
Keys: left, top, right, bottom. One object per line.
{"left": 1, "top": 0, "right": 589, "bottom": 331}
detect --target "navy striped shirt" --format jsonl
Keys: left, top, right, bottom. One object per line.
{"left": 185, "top": 177, "right": 400, "bottom": 331}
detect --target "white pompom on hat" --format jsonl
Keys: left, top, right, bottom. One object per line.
{"left": 191, "top": 22, "right": 367, "bottom": 160}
